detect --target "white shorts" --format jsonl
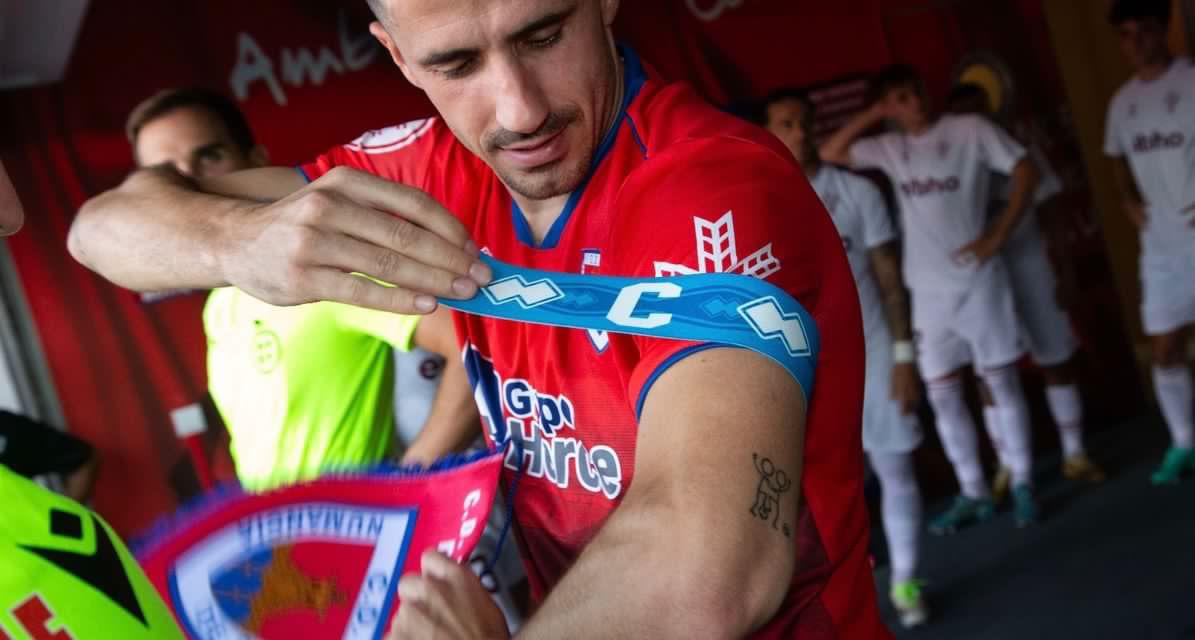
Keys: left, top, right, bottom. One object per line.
{"left": 1140, "top": 249, "right": 1195, "bottom": 336}
{"left": 862, "top": 325, "right": 924, "bottom": 454}
{"left": 1003, "top": 230, "right": 1079, "bottom": 366}
{"left": 912, "top": 261, "right": 1025, "bottom": 380}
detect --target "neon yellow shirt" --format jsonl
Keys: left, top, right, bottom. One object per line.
{"left": 204, "top": 288, "right": 421, "bottom": 492}
{"left": 0, "top": 464, "right": 184, "bottom": 639}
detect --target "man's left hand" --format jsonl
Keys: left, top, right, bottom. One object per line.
{"left": 388, "top": 550, "right": 509, "bottom": 640}
{"left": 1184, "top": 203, "right": 1195, "bottom": 228}
{"left": 953, "top": 230, "right": 1007, "bottom": 267}
{"left": 890, "top": 362, "right": 921, "bottom": 415}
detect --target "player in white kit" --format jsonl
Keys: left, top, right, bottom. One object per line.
{"left": 762, "top": 89, "right": 928, "bottom": 628}
{"left": 1105, "top": 0, "right": 1195, "bottom": 485}
{"left": 822, "top": 64, "right": 1043, "bottom": 532}
{"left": 947, "top": 84, "right": 1107, "bottom": 499}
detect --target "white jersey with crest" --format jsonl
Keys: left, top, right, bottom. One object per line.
{"left": 809, "top": 165, "right": 895, "bottom": 338}
{"left": 849, "top": 114, "right": 1026, "bottom": 292}
{"left": 1104, "top": 56, "right": 1195, "bottom": 256}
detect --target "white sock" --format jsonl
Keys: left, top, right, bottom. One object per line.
{"left": 1045, "top": 384, "right": 1085, "bottom": 458}
{"left": 927, "top": 379, "right": 988, "bottom": 498}
{"left": 981, "top": 404, "right": 1010, "bottom": 468}
{"left": 868, "top": 452, "right": 922, "bottom": 584}
{"left": 1152, "top": 366, "right": 1195, "bottom": 449}
{"left": 981, "top": 367, "right": 1034, "bottom": 488}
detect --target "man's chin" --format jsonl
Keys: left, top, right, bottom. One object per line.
{"left": 499, "top": 162, "right": 589, "bottom": 202}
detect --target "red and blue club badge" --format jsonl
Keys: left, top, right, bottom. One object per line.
{"left": 136, "top": 451, "right": 504, "bottom": 639}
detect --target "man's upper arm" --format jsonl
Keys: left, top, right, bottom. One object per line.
{"left": 973, "top": 116, "right": 1027, "bottom": 174}
{"left": 854, "top": 175, "right": 897, "bottom": 250}
{"left": 298, "top": 119, "right": 440, "bottom": 187}
{"left": 633, "top": 347, "right": 804, "bottom": 626}
{"left": 610, "top": 139, "right": 827, "bottom": 412}
{"left": 1103, "top": 97, "right": 1125, "bottom": 158}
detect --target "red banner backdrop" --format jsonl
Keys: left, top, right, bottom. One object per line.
{"left": 0, "top": 0, "right": 1143, "bottom": 535}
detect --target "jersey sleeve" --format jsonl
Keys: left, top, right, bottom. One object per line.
{"left": 1103, "top": 95, "right": 1125, "bottom": 157}
{"left": 1028, "top": 146, "right": 1064, "bottom": 204}
{"left": 297, "top": 118, "right": 440, "bottom": 187}
{"left": 608, "top": 138, "right": 831, "bottom": 415}
{"left": 972, "top": 116, "right": 1027, "bottom": 175}
{"left": 850, "top": 175, "right": 896, "bottom": 250}
{"left": 329, "top": 304, "right": 421, "bottom": 351}
{"left": 847, "top": 136, "right": 888, "bottom": 171}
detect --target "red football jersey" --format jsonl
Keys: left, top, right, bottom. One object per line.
{"left": 302, "top": 47, "right": 888, "bottom": 638}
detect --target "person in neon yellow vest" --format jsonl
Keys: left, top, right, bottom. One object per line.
{"left": 124, "top": 88, "right": 480, "bottom": 491}
{"left": 0, "top": 162, "right": 184, "bottom": 639}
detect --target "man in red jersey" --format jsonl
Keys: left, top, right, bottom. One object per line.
{"left": 70, "top": 1, "right": 889, "bottom": 637}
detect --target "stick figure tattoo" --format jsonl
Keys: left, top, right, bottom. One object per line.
{"left": 750, "top": 453, "right": 793, "bottom": 537}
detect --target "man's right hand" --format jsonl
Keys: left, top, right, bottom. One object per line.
{"left": 222, "top": 167, "right": 491, "bottom": 314}
{"left": 1123, "top": 199, "right": 1148, "bottom": 229}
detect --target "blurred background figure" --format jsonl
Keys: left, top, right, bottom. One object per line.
{"left": 946, "top": 81, "right": 1106, "bottom": 499}
{"left": 761, "top": 88, "right": 928, "bottom": 629}
{"left": 1104, "top": 0, "right": 1195, "bottom": 485}
{"left": 821, "top": 64, "right": 1044, "bottom": 532}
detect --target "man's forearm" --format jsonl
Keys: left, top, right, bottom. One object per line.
{"left": 401, "top": 360, "right": 480, "bottom": 465}
{"left": 69, "top": 168, "right": 250, "bottom": 291}
{"left": 989, "top": 159, "right": 1040, "bottom": 243}
{"left": 819, "top": 107, "right": 881, "bottom": 166}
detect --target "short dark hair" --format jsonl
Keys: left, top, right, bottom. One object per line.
{"left": 945, "top": 82, "right": 990, "bottom": 114}
{"left": 758, "top": 87, "right": 815, "bottom": 127}
{"left": 126, "top": 88, "right": 256, "bottom": 162}
{"left": 867, "top": 64, "right": 924, "bottom": 104}
{"left": 1107, "top": 0, "right": 1171, "bottom": 26}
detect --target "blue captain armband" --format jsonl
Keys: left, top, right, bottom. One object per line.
{"left": 437, "top": 254, "right": 820, "bottom": 399}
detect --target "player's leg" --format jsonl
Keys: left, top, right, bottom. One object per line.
{"left": 1149, "top": 327, "right": 1195, "bottom": 484}
{"left": 867, "top": 450, "right": 927, "bottom": 628}
{"left": 964, "top": 264, "right": 1038, "bottom": 527}
{"left": 1040, "top": 361, "right": 1106, "bottom": 482}
{"left": 916, "top": 291, "right": 995, "bottom": 535}
{"left": 1005, "top": 233, "right": 1103, "bottom": 481}
{"left": 1140, "top": 251, "right": 1195, "bottom": 485}
{"left": 973, "top": 379, "right": 1013, "bottom": 503}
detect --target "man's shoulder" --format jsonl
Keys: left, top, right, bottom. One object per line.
{"left": 630, "top": 79, "right": 795, "bottom": 170}
{"left": 939, "top": 113, "right": 991, "bottom": 137}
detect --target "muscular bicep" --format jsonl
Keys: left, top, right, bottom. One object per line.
{"left": 633, "top": 347, "right": 804, "bottom": 629}
{"left": 196, "top": 166, "right": 307, "bottom": 202}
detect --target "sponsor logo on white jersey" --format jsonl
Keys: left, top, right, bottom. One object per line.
{"left": 900, "top": 176, "right": 961, "bottom": 197}
{"left": 1132, "top": 131, "right": 1185, "bottom": 153}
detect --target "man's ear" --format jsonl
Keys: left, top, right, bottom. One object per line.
{"left": 370, "top": 21, "right": 421, "bottom": 89}
{"left": 248, "top": 145, "right": 270, "bottom": 169}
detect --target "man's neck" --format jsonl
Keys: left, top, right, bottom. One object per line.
{"left": 513, "top": 49, "right": 626, "bottom": 244}
{"left": 905, "top": 114, "right": 933, "bottom": 136}
{"left": 801, "top": 157, "right": 822, "bottom": 178}
{"left": 1137, "top": 52, "right": 1174, "bottom": 82}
